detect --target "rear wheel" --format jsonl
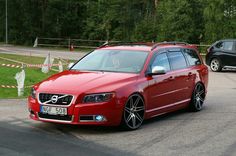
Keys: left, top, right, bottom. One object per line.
{"left": 122, "top": 94, "right": 145, "bottom": 130}
{"left": 210, "top": 58, "right": 222, "bottom": 72}
{"left": 189, "top": 83, "right": 206, "bottom": 112}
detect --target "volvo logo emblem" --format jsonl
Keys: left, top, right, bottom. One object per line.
{"left": 51, "top": 95, "right": 58, "bottom": 103}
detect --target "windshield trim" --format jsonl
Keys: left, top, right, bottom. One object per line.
{"left": 70, "top": 69, "right": 140, "bottom": 74}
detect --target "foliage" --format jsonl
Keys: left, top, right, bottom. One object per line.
{"left": 204, "top": 0, "right": 236, "bottom": 43}
{"left": 0, "top": 0, "right": 235, "bottom": 45}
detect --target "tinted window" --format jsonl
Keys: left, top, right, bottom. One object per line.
{"left": 184, "top": 49, "right": 201, "bottom": 66}
{"left": 168, "top": 51, "right": 187, "bottom": 70}
{"left": 215, "top": 42, "right": 223, "bottom": 49}
{"left": 152, "top": 53, "right": 170, "bottom": 71}
{"left": 223, "top": 41, "right": 234, "bottom": 51}
{"left": 215, "top": 41, "right": 234, "bottom": 51}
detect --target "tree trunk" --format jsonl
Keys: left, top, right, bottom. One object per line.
{"left": 41, "top": 0, "right": 48, "bottom": 32}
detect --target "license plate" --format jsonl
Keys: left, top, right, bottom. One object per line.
{"left": 40, "top": 105, "right": 67, "bottom": 115}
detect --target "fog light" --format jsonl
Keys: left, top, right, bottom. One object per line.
{"left": 95, "top": 115, "right": 106, "bottom": 122}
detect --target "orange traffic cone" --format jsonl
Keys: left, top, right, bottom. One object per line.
{"left": 70, "top": 44, "right": 74, "bottom": 51}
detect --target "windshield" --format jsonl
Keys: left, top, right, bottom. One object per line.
{"left": 71, "top": 50, "right": 149, "bottom": 73}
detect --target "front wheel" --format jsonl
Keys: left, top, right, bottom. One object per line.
{"left": 122, "top": 94, "right": 145, "bottom": 130}
{"left": 189, "top": 83, "right": 206, "bottom": 112}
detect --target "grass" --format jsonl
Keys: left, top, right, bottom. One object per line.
{"left": 0, "top": 53, "right": 67, "bottom": 99}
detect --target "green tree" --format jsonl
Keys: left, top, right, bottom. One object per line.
{"left": 156, "top": 0, "right": 204, "bottom": 44}
{"left": 0, "top": 0, "right": 235, "bottom": 45}
{"left": 204, "top": 0, "right": 236, "bottom": 43}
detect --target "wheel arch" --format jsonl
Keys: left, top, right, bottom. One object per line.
{"left": 210, "top": 56, "right": 220, "bottom": 61}
{"left": 196, "top": 81, "right": 206, "bottom": 90}
{"left": 209, "top": 56, "right": 223, "bottom": 72}
{"left": 210, "top": 56, "right": 223, "bottom": 66}
{"left": 195, "top": 81, "right": 207, "bottom": 96}
{"left": 189, "top": 81, "right": 206, "bottom": 112}
{"left": 127, "top": 92, "right": 146, "bottom": 109}
{"left": 121, "top": 92, "right": 146, "bottom": 130}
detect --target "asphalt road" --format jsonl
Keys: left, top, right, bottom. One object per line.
{"left": 0, "top": 45, "right": 87, "bottom": 60}
{"left": 0, "top": 70, "right": 236, "bottom": 156}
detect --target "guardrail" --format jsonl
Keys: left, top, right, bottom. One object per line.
{"left": 33, "top": 37, "right": 211, "bottom": 53}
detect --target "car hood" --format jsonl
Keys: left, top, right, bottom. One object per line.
{"left": 35, "top": 70, "right": 138, "bottom": 94}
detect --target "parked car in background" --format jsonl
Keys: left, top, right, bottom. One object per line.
{"left": 206, "top": 39, "right": 236, "bottom": 72}
{"left": 28, "top": 42, "right": 208, "bottom": 130}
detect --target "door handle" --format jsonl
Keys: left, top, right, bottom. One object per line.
{"left": 168, "top": 76, "right": 174, "bottom": 81}
{"left": 188, "top": 72, "right": 193, "bottom": 76}
{"left": 187, "top": 72, "right": 193, "bottom": 80}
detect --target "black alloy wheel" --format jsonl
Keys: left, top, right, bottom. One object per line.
{"left": 123, "top": 94, "right": 145, "bottom": 130}
{"left": 190, "top": 83, "right": 206, "bottom": 111}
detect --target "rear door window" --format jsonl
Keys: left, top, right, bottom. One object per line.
{"left": 184, "top": 49, "right": 202, "bottom": 66}
{"left": 168, "top": 51, "right": 187, "bottom": 70}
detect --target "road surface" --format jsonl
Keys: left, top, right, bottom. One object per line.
{"left": 0, "top": 71, "right": 236, "bottom": 156}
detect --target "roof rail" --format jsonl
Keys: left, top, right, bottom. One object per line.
{"left": 99, "top": 41, "right": 155, "bottom": 48}
{"left": 151, "top": 41, "right": 189, "bottom": 50}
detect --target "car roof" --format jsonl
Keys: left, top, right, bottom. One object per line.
{"left": 219, "top": 39, "right": 236, "bottom": 42}
{"left": 153, "top": 45, "right": 198, "bottom": 51}
{"left": 97, "top": 42, "right": 198, "bottom": 52}
{"left": 98, "top": 45, "right": 152, "bottom": 52}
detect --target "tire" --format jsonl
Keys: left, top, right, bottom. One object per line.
{"left": 189, "top": 83, "right": 206, "bottom": 112}
{"left": 121, "top": 94, "right": 145, "bottom": 130}
{"left": 210, "top": 58, "right": 222, "bottom": 72}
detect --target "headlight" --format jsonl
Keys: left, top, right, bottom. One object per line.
{"left": 83, "top": 93, "right": 114, "bottom": 103}
{"left": 30, "top": 87, "right": 36, "bottom": 99}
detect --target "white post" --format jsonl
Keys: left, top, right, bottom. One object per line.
{"left": 15, "top": 69, "right": 25, "bottom": 97}
{"left": 48, "top": 53, "right": 50, "bottom": 71}
{"left": 58, "top": 59, "right": 63, "bottom": 72}
{"left": 33, "top": 37, "right": 38, "bottom": 47}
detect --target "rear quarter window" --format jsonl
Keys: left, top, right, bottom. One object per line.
{"left": 223, "top": 41, "right": 234, "bottom": 51}
{"left": 184, "top": 49, "right": 202, "bottom": 66}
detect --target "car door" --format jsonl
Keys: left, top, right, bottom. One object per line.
{"left": 146, "top": 51, "right": 177, "bottom": 115}
{"left": 183, "top": 48, "right": 202, "bottom": 97}
{"left": 219, "top": 41, "right": 236, "bottom": 66}
{"left": 166, "top": 48, "right": 191, "bottom": 104}
{"left": 232, "top": 41, "right": 236, "bottom": 66}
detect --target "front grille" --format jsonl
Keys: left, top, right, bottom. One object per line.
{"left": 39, "top": 93, "right": 73, "bottom": 106}
{"left": 38, "top": 113, "right": 72, "bottom": 121}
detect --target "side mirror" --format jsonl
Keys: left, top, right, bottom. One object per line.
{"left": 149, "top": 66, "right": 166, "bottom": 76}
{"left": 67, "top": 62, "right": 74, "bottom": 69}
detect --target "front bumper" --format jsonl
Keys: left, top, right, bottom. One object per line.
{"left": 28, "top": 96, "right": 123, "bottom": 126}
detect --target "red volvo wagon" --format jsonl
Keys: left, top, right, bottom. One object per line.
{"left": 28, "top": 42, "right": 208, "bottom": 130}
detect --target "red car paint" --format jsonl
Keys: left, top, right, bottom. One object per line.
{"left": 28, "top": 44, "right": 208, "bottom": 126}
